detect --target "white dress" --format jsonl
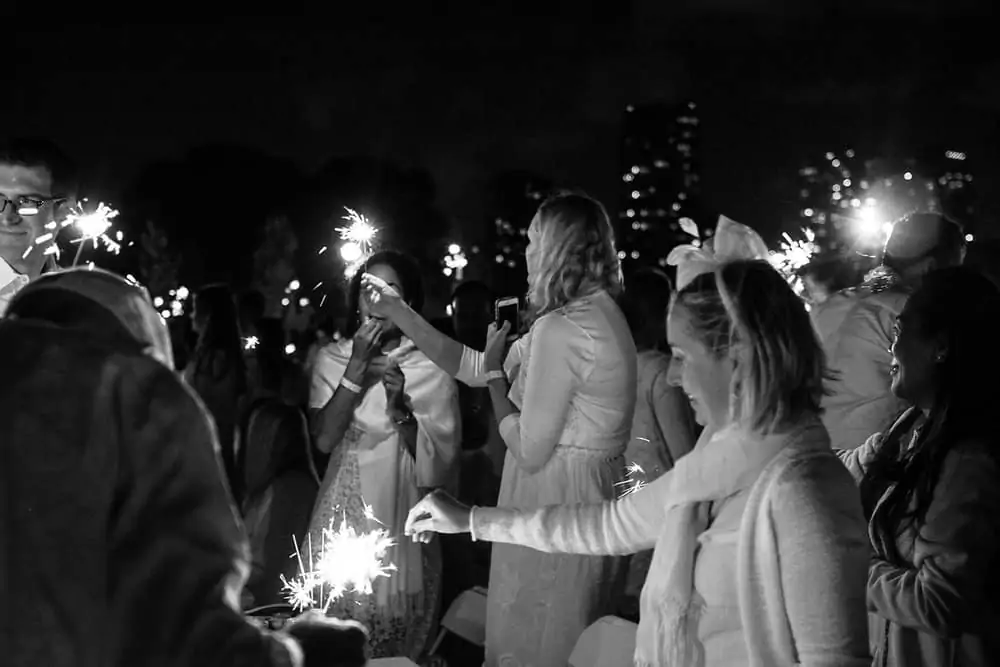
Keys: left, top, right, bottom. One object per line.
{"left": 308, "top": 338, "right": 460, "bottom": 659}
{"left": 458, "top": 290, "right": 637, "bottom": 667}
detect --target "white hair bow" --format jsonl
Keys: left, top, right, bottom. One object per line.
{"left": 667, "top": 215, "right": 770, "bottom": 290}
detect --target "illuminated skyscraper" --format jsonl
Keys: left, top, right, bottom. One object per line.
{"left": 617, "top": 101, "right": 703, "bottom": 274}
{"left": 485, "top": 171, "right": 551, "bottom": 296}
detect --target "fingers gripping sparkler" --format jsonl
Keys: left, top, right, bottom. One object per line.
{"left": 281, "top": 502, "right": 397, "bottom": 613}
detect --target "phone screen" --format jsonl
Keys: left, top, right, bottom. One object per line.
{"left": 495, "top": 297, "right": 520, "bottom": 334}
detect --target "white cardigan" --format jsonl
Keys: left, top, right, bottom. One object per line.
{"left": 472, "top": 420, "right": 871, "bottom": 666}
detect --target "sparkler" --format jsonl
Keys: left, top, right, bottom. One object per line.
{"left": 615, "top": 461, "right": 648, "bottom": 499}
{"left": 769, "top": 227, "right": 818, "bottom": 296}
{"left": 25, "top": 200, "right": 122, "bottom": 266}
{"left": 243, "top": 335, "right": 260, "bottom": 350}
{"left": 280, "top": 502, "right": 396, "bottom": 612}
{"left": 333, "top": 207, "right": 379, "bottom": 279}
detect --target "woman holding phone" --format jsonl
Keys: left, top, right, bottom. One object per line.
{"left": 361, "top": 192, "right": 636, "bottom": 667}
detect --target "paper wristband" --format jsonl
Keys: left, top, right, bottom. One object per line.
{"left": 340, "top": 377, "right": 363, "bottom": 394}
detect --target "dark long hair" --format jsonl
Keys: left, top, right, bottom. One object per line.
{"left": 344, "top": 250, "right": 424, "bottom": 337}
{"left": 190, "top": 284, "right": 246, "bottom": 391}
{"left": 623, "top": 268, "right": 673, "bottom": 352}
{"left": 866, "top": 267, "right": 1000, "bottom": 561}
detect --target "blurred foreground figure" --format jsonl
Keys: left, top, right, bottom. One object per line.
{"left": 0, "top": 268, "right": 366, "bottom": 667}
{"left": 817, "top": 213, "right": 965, "bottom": 450}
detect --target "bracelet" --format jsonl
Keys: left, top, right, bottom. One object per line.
{"left": 340, "top": 377, "right": 362, "bottom": 394}
{"left": 469, "top": 506, "right": 478, "bottom": 542}
{"left": 485, "top": 370, "right": 505, "bottom": 383}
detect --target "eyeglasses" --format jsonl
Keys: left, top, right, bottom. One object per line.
{"left": 0, "top": 194, "right": 67, "bottom": 216}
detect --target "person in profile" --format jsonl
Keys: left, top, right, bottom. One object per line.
{"left": 0, "top": 267, "right": 366, "bottom": 667}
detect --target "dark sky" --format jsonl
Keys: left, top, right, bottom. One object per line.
{"left": 6, "top": 1, "right": 999, "bottom": 243}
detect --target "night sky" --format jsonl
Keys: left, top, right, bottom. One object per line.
{"left": 6, "top": 1, "right": 999, "bottom": 244}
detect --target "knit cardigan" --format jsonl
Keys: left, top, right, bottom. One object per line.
{"left": 472, "top": 420, "right": 871, "bottom": 666}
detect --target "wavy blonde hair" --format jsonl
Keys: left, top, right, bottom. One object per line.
{"left": 528, "top": 192, "right": 622, "bottom": 316}
{"left": 673, "top": 260, "right": 826, "bottom": 434}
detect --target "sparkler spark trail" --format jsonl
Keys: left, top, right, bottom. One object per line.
{"left": 280, "top": 502, "right": 396, "bottom": 612}
{"left": 333, "top": 207, "right": 379, "bottom": 279}
{"left": 769, "top": 227, "right": 818, "bottom": 296}
{"left": 615, "top": 460, "right": 648, "bottom": 499}
{"left": 26, "top": 200, "right": 122, "bottom": 265}
{"left": 243, "top": 335, "right": 259, "bottom": 350}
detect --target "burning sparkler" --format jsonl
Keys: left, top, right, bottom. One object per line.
{"left": 615, "top": 461, "right": 648, "bottom": 499}
{"left": 26, "top": 199, "right": 122, "bottom": 266}
{"left": 769, "top": 227, "right": 818, "bottom": 296}
{"left": 334, "top": 208, "right": 378, "bottom": 279}
{"left": 280, "top": 502, "right": 396, "bottom": 612}
{"left": 243, "top": 335, "right": 260, "bottom": 350}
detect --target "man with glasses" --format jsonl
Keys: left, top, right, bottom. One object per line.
{"left": 0, "top": 139, "right": 71, "bottom": 315}
{"left": 817, "top": 212, "right": 966, "bottom": 450}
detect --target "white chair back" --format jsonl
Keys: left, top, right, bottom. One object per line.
{"left": 568, "top": 615, "right": 637, "bottom": 667}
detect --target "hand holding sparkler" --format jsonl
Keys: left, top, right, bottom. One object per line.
{"left": 284, "top": 612, "right": 369, "bottom": 667}
{"left": 359, "top": 272, "right": 403, "bottom": 318}
{"left": 405, "top": 489, "right": 471, "bottom": 543}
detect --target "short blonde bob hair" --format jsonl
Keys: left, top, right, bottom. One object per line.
{"left": 528, "top": 192, "right": 622, "bottom": 316}
{"left": 672, "top": 259, "right": 826, "bottom": 434}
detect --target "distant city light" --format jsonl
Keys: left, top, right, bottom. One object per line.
{"left": 803, "top": 208, "right": 815, "bottom": 217}
{"left": 631, "top": 251, "right": 639, "bottom": 259}
{"left": 903, "top": 172, "right": 913, "bottom": 181}
{"left": 626, "top": 209, "right": 635, "bottom": 217}
{"left": 631, "top": 166, "right": 641, "bottom": 175}
{"left": 618, "top": 251, "right": 626, "bottom": 259}
{"left": 843, "top": 179, "right": 851, "bottom": 187}
{"left": 288, "top": 279, "right": 301, "bottom": 291}
{"left": 845, "top": 149, "right": 856, "bottom": 158}
{"left": 631, "top": 191, "right": 641, "bottom": 199}
{"left": 945, "top": 150, "right": 966, "bottom": 161}
{"left": 825, "top": 152, "right": 835, "bottom": 160}
{"left": 285, "top": 343, "right": 296, "bottom": 356}
{"left": 298, "top": 297, "right": 309, "bottom": 308}
{"left": 623, "top": 174, "right": 634, "bottom": 182}
{"left": 965, "top": 233, "right": 975, "bottom": 242}
{"left": 448, "top": 243, "right": 461, "bottom": 255}
{"left": 831, "top": 159, "right": 841, "bottom": 168}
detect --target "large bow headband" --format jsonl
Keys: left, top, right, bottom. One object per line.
{"left": 666, "top": 215, "right": 770, "bottom": 290}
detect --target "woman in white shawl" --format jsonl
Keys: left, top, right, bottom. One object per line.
{"left": 405, "top": 219, "right": 872, "bottom": 667}
{"left": 308, "top": 250, "right": 460, "bottom": 660}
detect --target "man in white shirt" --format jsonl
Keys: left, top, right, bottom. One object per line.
{"left": 0, "top": 139, "right": 70, "bottom": 314}
{"left": 817, "top": 213, "right": 965, "bottom": 450}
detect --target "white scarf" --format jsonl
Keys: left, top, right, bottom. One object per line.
{"left": 636, "top": 422, "right": 794, "bottom": 666}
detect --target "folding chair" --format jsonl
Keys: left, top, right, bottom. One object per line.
{"left": 568, "top": 615, "right": 637, "bottom": 667}
{"left": 428, "top": 585, "right": 488, "bottom": 655}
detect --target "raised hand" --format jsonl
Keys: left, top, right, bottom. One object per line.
{"left": 483, "top": 321, "right": 511, "bottom": 372}
{"left": 360, "top": 272, "right": 403, "bottom": 320}
{"left": 404, "top": 489, "right": 472, "bottom": 543}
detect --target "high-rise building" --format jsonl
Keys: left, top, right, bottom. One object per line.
{"left": 617, "top": 101, "right": 704, "bottom": 275}
{"left": 485, "top": 171, "right": 552, "bottom": 297}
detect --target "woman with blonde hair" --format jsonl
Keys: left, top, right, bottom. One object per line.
{"left": 361, "top": 192, "right": 636, "bottom": 666}
{"left": 404, "top": 220, "right": 871, "bottom": 666}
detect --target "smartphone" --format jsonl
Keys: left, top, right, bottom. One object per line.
{"left": 494, "top": 296, "right": 520, "bottom": 337}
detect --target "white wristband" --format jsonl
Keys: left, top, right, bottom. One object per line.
{"left": 340, "top": 377, "right": 362, "bottom": 394}
{"left": 485, "top": 370, "right": 505, "bottom": 383}
{"left": 469, "top": 506, "right": 478, "bottom": 542}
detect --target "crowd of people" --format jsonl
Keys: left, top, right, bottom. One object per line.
{"left": 2, "top": 135, "right": 998, "bottom": 667}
